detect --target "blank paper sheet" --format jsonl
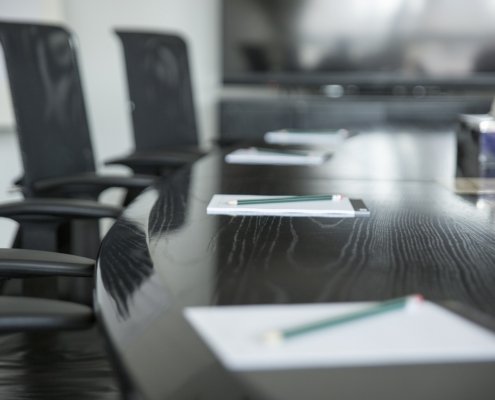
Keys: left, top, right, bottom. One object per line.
{"left": 184, "top": 302, "right": 495, "bottom": 371}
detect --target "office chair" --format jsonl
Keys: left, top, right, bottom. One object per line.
{"left": 0, "top": 197, "right": 121, "bottom": 304}
{"left": 0, "top": 247, "right": 94, "bottom": 329}
{"left": 0, "top": 249, "right": 123, "bottom": 399}
{"left": 106, "top": 30, "right": 206, "bottom": 176}
{"left": 0, "top": 249, "right": 94, "bottom": 331}
{"left": 0, "top": 197, "right": 120, "bottom": 251}
{"left": 0, "top": 21, "right": 154, "bottom": 200}
{"left": 0, "top": 21, "right": 155, "bottom": 256}
{"left": 0, "top": 247, "right": 94, "bottom": 278}
{"left": 0, "top": 296, "right": 93, "bottom": 331}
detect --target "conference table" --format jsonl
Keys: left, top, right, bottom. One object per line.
{"left": 96, "top": 125, "right": 495, "bottom": 400}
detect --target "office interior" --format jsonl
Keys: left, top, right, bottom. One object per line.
{"left": 0, "top": 0, "right": 495, "bottom": 399}
{"left": 0, "top": 0, "right": 220, "bottom": 247}
{"left": 0, "top": 0, "right": 493, "bottom": 234}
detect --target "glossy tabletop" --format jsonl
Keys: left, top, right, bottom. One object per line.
{"left": 96, "top": 126, "right": 495, "bottom": 400}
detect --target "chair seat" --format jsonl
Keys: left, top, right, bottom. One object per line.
{"left": 0, "top": 296, "right": 94, "bottom": 332}
{"left": 106, "top": 147, "right": 205, "bottom": 168}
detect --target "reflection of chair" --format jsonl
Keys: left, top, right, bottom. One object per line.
{"left": 100, "top": 170, "right": 191, "bottom": 317}
{"left": 107, "top": 30, "right": 206, "bottom": 176}
{"left": 0, "top": 21, "right": 154, "bottom": 256}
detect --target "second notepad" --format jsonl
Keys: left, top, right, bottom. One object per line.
{"left": 225, "top": 147, "right": 331, "bottom": 165}
{"left": 207, "top": 195, "right": 370, "bottom": 218}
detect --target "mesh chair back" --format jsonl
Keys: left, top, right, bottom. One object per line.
{"left": 0, "top": 22, "right": 96, "bottom": 195}
{"left": 116, "top": 30, "right": 198, "bottom": 151}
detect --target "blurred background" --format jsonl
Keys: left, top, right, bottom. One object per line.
{"left": 1, "top": 0, "right": 494, "bottom": 246}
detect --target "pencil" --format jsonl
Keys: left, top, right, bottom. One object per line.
{"left": 250, "top": 147, "right": 309, "bottom": 156}
{"left": 228, "top": 194, "right": 342, "bottom": 206}
{"left": 263, "top": 294, "right": 423, "bottom": 345}
{"left": 274, "top": 129, "right": 349, "bottom": 135}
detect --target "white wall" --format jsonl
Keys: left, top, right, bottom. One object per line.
{"left": 62, "top": 0, "right": 221, "bottom": 165}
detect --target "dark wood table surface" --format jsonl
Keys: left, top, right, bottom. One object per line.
{"left": 96, "top": 125, "right": 495, "bottom": 400}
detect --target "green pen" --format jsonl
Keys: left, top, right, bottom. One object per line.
{"left": 228, "top": 194, "right": 343, "bottom": 206}
{"left": 250, "top": 147, "right": 310, "bottom": 156}
{"left": 227, "top": 194, "right": 343, "bottom": 206}
{"left": 263, "top": 294, "right": 424, "bottom": 345}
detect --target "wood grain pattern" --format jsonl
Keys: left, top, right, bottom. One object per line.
{"left": 96, "top": 129, "right": 495, "bottom": 400}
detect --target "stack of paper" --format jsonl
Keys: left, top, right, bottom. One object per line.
{"left": 206, "top": 195, "right": 368, "bottom": 218}
{"left": 225, "top": 147, "right": 330, "bottom": 165}
{"left": 184, "top": 301, "right": 495, "bottom": 371}
{"left": 264, "top": 129, "right": 349, "bottom": 146}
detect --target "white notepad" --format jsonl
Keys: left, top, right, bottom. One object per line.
{"left": 184, "top": 302, "right": 495, "bottom": 371}
{"left": 264, "top": 129, "right": 349, "bottom": 146}
{"left": 206, "top": 195, "right": 363, "bottom": 218}
{"left": 225, "top": 147, "right": 330, "bottom": 165}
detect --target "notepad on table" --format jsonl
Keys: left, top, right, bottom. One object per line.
{"left": 225, "top": 147, "right": 331, "bottom": 165}
{"left": 264, "top": 129, "right": 350, "bottom": 146}
{"left": 206, "top": 194, "right": 370, "bottom": 218}
{"left": 184, "top": 301, "right": 495, "bottom": 371}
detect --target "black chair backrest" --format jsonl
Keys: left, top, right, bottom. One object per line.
{"left": 116, "top": 30, "right": 198, "bottom": 151}
{"left": 0, "top": 21, "right": 96, "bottom": 195}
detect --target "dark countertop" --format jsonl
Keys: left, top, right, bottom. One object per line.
{"left": 96, "top": 127, "right": 495, "bottom": 400}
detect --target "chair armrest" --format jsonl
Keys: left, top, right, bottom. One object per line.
{"left": 13, "top": 175, "right": 24, "bottom": 186}
{"left": 0, "top": 296, "right": 94, "bottom": 332}
{"left": 0, "top": 198, "right": 121, "bottom": 223}
{"left": 0, "top": 248, "right": 94, "bottom": 277}
{"left": 106, "top": 154, "right": 188, "bottom": 169}
{"left": 32, "top": 172, "right": 155, "bottom": 197}
{"left": 105, "top": 148, "right": 206, "bottom": 169}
